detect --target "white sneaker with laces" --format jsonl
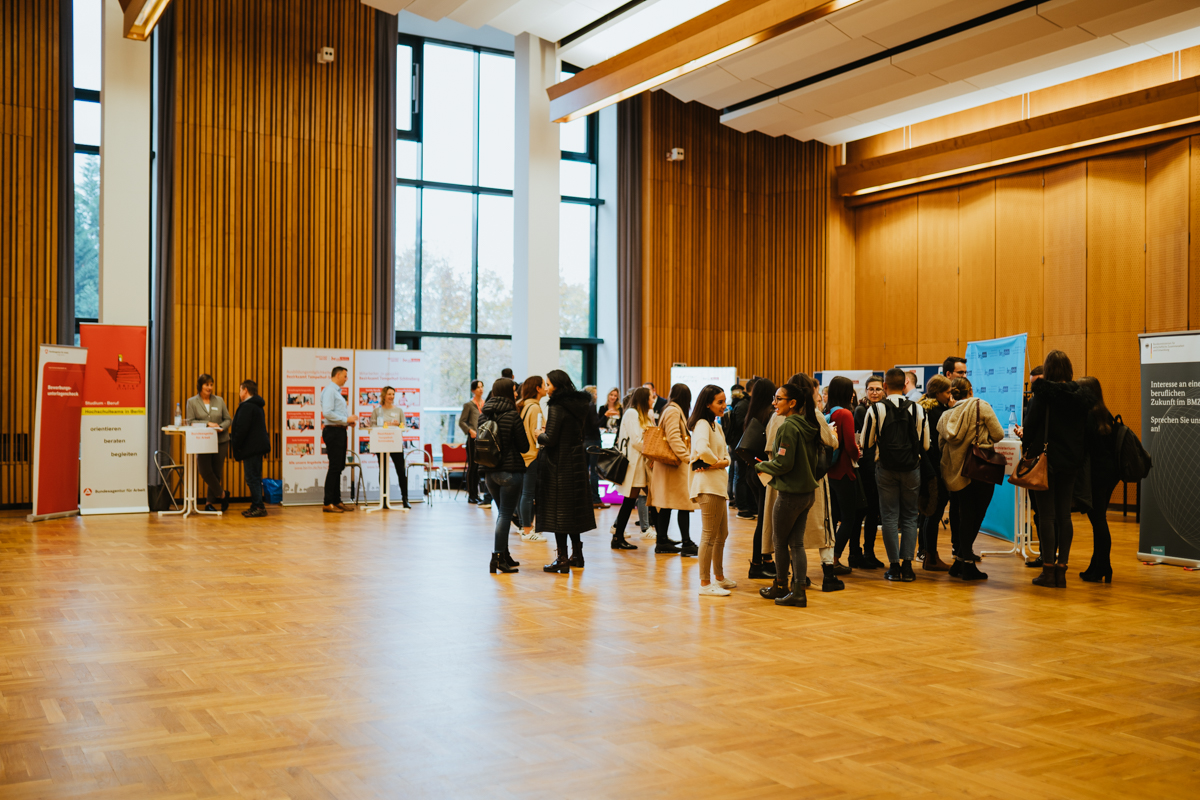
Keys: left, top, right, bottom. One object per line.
{"left": 528, "top": 532, "right": 545, "bottom": 541}
{"left": 698, "top": 584, "right": 731, "bottom": 596}
{"left": 716, "top": 577, "right": 737, "bottom": 589}
{"left": 640, "top": 528, "right": 656, "bottom": 539}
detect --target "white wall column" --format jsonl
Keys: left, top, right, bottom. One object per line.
{"left": 512, "top": 33, "right": 560, "bottom": 378}
{"left": 99, "top": 2, "right": 151, "bottom": 325}
{"left": 595, "top": 104, "right": 619, "bottom": 393}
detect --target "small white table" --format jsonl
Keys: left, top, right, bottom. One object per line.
{"left": 159, "top": 426, "right": 222, "bottom": 519}
{"left": 365, "top": 427, "right": 408, "bottom": 513}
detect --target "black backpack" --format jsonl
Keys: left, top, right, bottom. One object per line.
{"left": 873, "top": 398, "right": 922, "bottom": 472}
{"left": 1112, "top": 414, "right": 1152, "bottom": 482}
{"left": 474, "top": 417, "right": 504, "bottom": 469}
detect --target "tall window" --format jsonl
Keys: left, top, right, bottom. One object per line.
{"left": 395, "top": 36, "right": 601, "bottom": 449}
{"left": 73, "top": 0, "right": 102, "bottom": 328}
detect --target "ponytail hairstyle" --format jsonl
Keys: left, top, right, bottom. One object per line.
{"left": 925, "top": 374, "right": 951, "bottom": 398}
{"left": 950, "top": 376, "right": 972, "bottom": 401}
{"left": 668, "top": 382, "right": 692, "bottom": 418}
{"left": 789, "top": 374, "right": 820, "bottom": 428}
{"left": 1043, "top": 349, "right": 1074, "bottom": 382}
{"left": 777, "top": 383, "right": 816, "bottom": 427}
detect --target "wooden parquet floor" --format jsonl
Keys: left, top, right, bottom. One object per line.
{"left": 1, "top": 499, "right": 1198, "bottom": 799}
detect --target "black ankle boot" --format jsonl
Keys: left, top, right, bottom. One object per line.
{"left": 960, "top": 560, "right": 987, "bottom": 581}
{"left": 504, "top": 553, "right": 520, "bottom": 567}
{"left": 760, "top": 559, "right": 777, "bottom": 578}
{"left": 759, "top": 578, "right": 789, "bottom": 599}
{"left": 748, "top": 560, "right": 771, "bottom": 579}
{"left": 490, "top": 552, "right": 518, "bottom": 574}
{"left": 611, "top": 534, "right": 638, "bottom": 550}
{"left": 821, "top": 563, "right": 845, "bottom": 592}
{"left": 544, "top": 548, "right": 571, "bottom": 573}
{"left": 568, "top": 553, "right": 585, "bottom": 568}
{"left": 847, "top": 549, "right": 865, "bottom": 569}
{"left": 679, "top": 539, "right": 699, "bottom": 557}
{"left": 776, "top": 578, "right": 807, "bottom": 607}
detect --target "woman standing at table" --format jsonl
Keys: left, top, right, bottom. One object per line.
{"left": 368, "top": 386, "right": 412, "bottom": 510}
{"left": 185, "top": 374, "right": 232, "bottom": 512}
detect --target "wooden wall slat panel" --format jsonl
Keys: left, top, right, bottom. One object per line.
{"left": 1, "top": 0, "right": 59, "bottom": 505}
{"left": 958, "top": 181, "right": 996, "bottom": 345}
{"left": 1146, "top": 139, "right": 1188, "bottom": 333}
{"left": 173, "top": 0, "right": 374, "bottom": 495}
{"left": 882, "top": 196, "right": 918, "bottom": 366}
{"left": 1192, "top": 135, "right": 1200, "bottom": 329}
{"left": 916, "top": 189, "right": 959, "bottom": 351}
{"left": 1088, "top": 151, "right": 1146, "bottom": 335}
{"left": 995, "top": 172, "right": 1043, "bottom": 340}
{"left": 640, "top": 91, "right": 827, "bottom": 388}
{"left": 854, "top": 201, "right": 890, "bottom": 369}
{"left": 1044, "top": 162, "right": 1087, "bottom": 340}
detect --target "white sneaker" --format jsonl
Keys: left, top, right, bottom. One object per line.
{"left": 520, "top": 531, "right": 532, "bottom": 541}
{"left": 640, "top": 528, "right": 656, "bottom": 539}
{"left": 527, "top": 532, "right": 545, "bottom": 541}
{"left": 715, "top": 578, "right": 737, "bottom": 589}
{"left": 698, "top": 584, "right": 731, "bottom": 596}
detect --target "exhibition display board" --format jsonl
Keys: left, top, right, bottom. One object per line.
{"left": 354, "top": 350, "right": 424, "bottom": 502}
{"left": 281, "top": 348, "right": 355, "bottom": 505}
{"left": 78, "top": 324, "right": 149, "bottom": 515}
{"left": 815, "top": 370, "right": 879, "bottom": 390}
{"left": 28, "top": 344, "right": 88, "bottom": 522}
{"left": 669, "top": 366, "right": 737, "bottom": 409}
{"left": 965, "top": 333, "right": 1027, "bottom": 543}
{"left": 1139, "top": 331, "right": 1200, "bottom": 566}
{"left": 894, "top": 364, "right": 942, "bottom": 392}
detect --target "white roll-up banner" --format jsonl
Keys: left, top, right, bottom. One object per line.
{"left": 354, "top": 350, "right": 424, "bottom": 502}
{"left": 281, "top": 347, "right": 355, "bottom": 505}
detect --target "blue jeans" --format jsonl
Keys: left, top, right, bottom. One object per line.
{"left": 876, "top": 466, "right": 920, "bottom": 564}
{"left": 485, "top": 471, "right": 523, "bottom": 553}
{"left": 518, "top": 454, "right": 539, "bottom": 528}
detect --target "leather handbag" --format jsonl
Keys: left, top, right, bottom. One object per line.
{"left": 961, "top": 400, "right": 1006, "bottom": 485}
{"left": 734, "top": 416, "right": 767, "bottom": 465}
{"left": 588, "top": 444, "right": 629, "bottom": 485}
{"left": 1009, "top": 406, "right": 1050, "bottom": 491}
{"left": 642, "top": 424, "right": 681, "bottom": 466}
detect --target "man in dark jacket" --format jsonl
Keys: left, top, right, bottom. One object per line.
{"left": 731, "top": 378, "right": 756, "bottom": 519}
{"left": 231, "top": 379, "right": 271, "bottom": 517}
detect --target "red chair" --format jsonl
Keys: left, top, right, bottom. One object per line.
{"left": 441, "top": 444, "right": 469, "bottom": 500}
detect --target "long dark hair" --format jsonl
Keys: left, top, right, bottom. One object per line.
{"left": 788, "top": 376, "right": 819, "bottom": 427}
{"left": 688, "top": 384, "right": 724, "bottom": 431}
{"left": 490, "top": 378, "right": 517, "bottom": 404}
{"left": 827, "top": 376, "right": 854, "bottom": 411}
{"left": 777, "top": 383, "right": 816, "bottom": 427}
{"left": 546, "top": 369, "right": 576, "bottom": 395}
{"left": 1043, "top": 350, "right": 1074, "bottom": 382}
{"left": 668, "top": 382, "right": 692, "bottom": 418}
{"left": 746, "top": 378, "right": 777, "bottom": 426}
{"left": 1077, "top": 376, "right": 1112, "bottom": 435}
{"left": 519, "top": 375, "right": 543, "bottom": 403}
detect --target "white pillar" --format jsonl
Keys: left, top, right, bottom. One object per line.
{"left": 99, "top": 2, "right": 151, "bottom": 325}
{"left": 512, "top": 33, "right": 560, "bottom": 378}
{"left": 595, "top": 104, "right": 619, "bottom": 393}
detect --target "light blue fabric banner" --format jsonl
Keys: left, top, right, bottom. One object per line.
{"left": 964, "top": 333, "right": 1027, "bottom": 542}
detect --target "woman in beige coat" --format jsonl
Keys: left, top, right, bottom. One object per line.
{"left": 648, "top": 384, "right": 698, "bottom": 556}
{"left": 938, "top": 376, "right": 1005, "bottom": 581}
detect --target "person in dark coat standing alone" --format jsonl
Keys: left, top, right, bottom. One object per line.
{"left": 537, "top": 369, "right": 597, "bottom": 573}
{"left": 230, "top": 379, "right": 271, "bottom": 518}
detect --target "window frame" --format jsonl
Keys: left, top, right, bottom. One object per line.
{"left": 396, "top": 33, "right": 423, "bottom": 143}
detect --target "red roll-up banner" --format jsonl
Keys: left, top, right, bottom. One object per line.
{"left": 28, "top": 344, "right": 89, "bottom": 522}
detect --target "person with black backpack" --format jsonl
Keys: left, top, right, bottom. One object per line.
{"left": 861, "top": 368, "right": 930, "bottom": 582}
{"left": 477, "top": 378, "right": 529, "bottom": 575}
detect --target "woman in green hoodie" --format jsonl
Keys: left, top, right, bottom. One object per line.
{"left": 755, "top": 383, "right": 820, "bottom": 607}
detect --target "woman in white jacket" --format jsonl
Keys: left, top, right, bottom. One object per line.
{"left": 689, "top": 385, "right": 735, "bottom": 596}
{"left": 610, "top": 387, "right": 654, "bottom": 550}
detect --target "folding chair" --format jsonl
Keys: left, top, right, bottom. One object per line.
{"left": 408, "top": 447, "right": 439, "bottom": 505}
{"left": 154, "top": 449, "right": 183, "bottom": 511}
{"left": 441, "top": 443, "right": 469, "bottom": 500}
{"left": 345, "top": 450, "right": 369, "bottom": 508}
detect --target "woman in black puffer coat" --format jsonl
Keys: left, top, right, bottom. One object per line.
{"left": 537, "top": 370, "right": 597, "bottom": 573}
{"left": 1019, "top": 350, "right": 1093, "bottom": 589}
{"left": 479, "top": 379, "right": 529, "bottom": 575}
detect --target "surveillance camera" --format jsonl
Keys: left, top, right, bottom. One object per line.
{"left": 667, "top": 147, "right": 684, "bottom": 161}
{"left": 317, "top": 47, "right": 335, "bottom": 64}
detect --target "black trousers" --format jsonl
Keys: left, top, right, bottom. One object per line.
{"left": 197, "top": 440, "right": 228, "bottom": 506}
{"left": 1032, "top": 469, "right": 1077, "bottom": 564}
{"left": 585, "top": 438, "right": 601, "bottom": 501}
{"left": 921, "top": 479, "right": 950, "bottom": 558}
{"left": 1086, "top": 471, "right": 1119, "bottom": 571}
{"left": 243, "top": 454, "right": 263, "bottom": 507}
{"left": 465, "top": 439, "right": 480, "bottom": 501}
{"left": 747, "top": 469, "right": 767, "bottom": 561}
{"left": 322, "top": 426, "right": 347, "bottom": 506}
{"left": 830, "top": 475, "right": 862, "bottom": 559}
{"left": 380, "top": 452, "right": 409, "bottom": 503}
{"left": 949, "top": 480, "right": 995, "bottom": 562}
{"left": 860, "top": 466, "right": 880, "bottom": 556}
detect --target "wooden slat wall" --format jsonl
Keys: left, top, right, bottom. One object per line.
{"left": 0, "top": 0, "right": 59, "bottom": 505}
{"left": 173, "top": 0, "right": 374, "bottom": 494}
{"left": 850, "top": 139, "right": 1200, "bottom": 505}
{"left": 640, "top": 90, "right": 828, "bottom": 389}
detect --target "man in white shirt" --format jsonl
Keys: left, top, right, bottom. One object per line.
{"left": 320, "top": 366, "right": 356, "bottom": 513}
{"left": 860, "top": 368, "right": 929, "bottom": 582}
{"left": 903, "top": 370, "right": 923, "bottom": 402}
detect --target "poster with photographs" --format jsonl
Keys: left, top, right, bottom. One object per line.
{"left": 354, "top": 349, "right": 424, "bottom": 502}
{"left": 281, "top": 347, "right": 355, "bottom": 505}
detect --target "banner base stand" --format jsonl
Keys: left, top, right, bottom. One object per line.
{"left": 26, "top": 509, "right": 80, "bottom": 523}
{"left": 81, "top": 505, "right": 150, "bottom": 516}
{"left": 1137, "top": 552, "right": 1200, "bottom": 568}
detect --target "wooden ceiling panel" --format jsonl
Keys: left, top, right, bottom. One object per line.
{"left": 893, "top": 9, "right": 1064, "bottom": 78}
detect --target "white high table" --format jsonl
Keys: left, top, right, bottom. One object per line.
{"left": 159, "top": 426, "right": 222, "bottom": 519}
{"left": 365, "top": 426, "right": 409, "bottom": 513}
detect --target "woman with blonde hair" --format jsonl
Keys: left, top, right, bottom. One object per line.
{"left": 609, "top": 387, "right": 653, "bottom": 550}
{"left": 648, "top": 383, "right": 698, "bottom": 556}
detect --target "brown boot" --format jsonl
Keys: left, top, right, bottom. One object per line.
{"left": 1055, "top": 563, "right": 1068, "bottom": 588}
{"left": 922, "top": 552, "right": 951, "bottom": 572}
{"left": 1032, "top": 563, "right": 1057, "bottom": 587}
